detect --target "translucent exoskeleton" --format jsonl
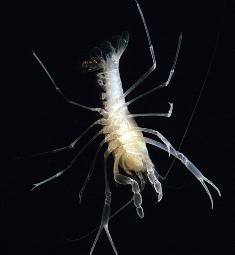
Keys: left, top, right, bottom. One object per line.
{"left": 24, "top": 0, "right": 221, "bottom": 254}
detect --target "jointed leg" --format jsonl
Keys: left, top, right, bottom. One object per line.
{"left": 113, "top": 153, "right": 144, "bottom": 218}
{"left": 17, "top": 120, "right": 102, "bottom": 160}
{"left": 124, "top": 0, "right": 156, "bottom": 98}
{"left": 32, "top": 51, "right": 101, "bottom": 112}
{"left": 130, "top": 102, "right": 173, "bottom": 118}
{"left": 127, "top": 33, "right": 182, "bottom": 105}
{"left": 134, "top": 127, "right": 177, "bottom": 157}
{"left": 144, "top": 137, "right": 221, "bottom": 208}
{"left": 126, "top": 1, "right": 182, "bottom": 104}
{"left": 31, "top": 131, "right": 101, "bottom": 190}
{"left": 90, "top": 151, "right": 117, "bottom": 255}
{"left": 79, "top": 139, "right": 106, "bottom": 204}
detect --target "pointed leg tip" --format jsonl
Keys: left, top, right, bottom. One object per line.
{"left": 158, "top": 194, "right": 163, "bottom": 202}
{"left": 137, "top": 207, "right": 144, "bottom": 218}
{"left": 31, "top": 185, "right": 37, "bottom": 191}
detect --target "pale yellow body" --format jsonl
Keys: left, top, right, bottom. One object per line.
{"left": 30, "top": 2, "right": 221, "bottom": 255}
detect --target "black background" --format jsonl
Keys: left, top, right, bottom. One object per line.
{"left": 2, "top": 0, "right": 234, "bottom": 254}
